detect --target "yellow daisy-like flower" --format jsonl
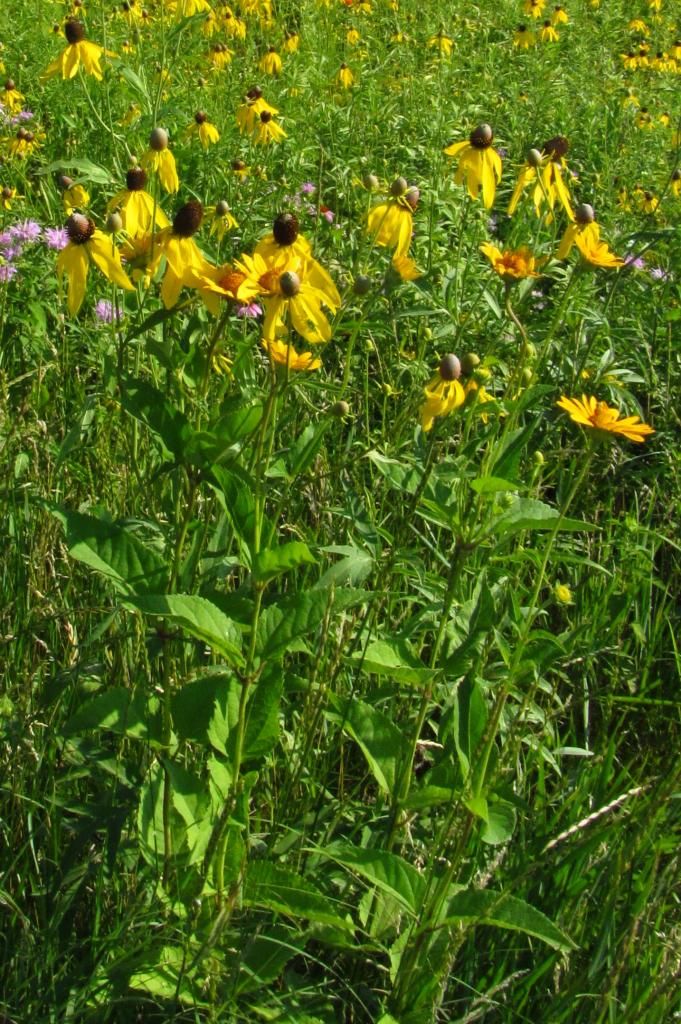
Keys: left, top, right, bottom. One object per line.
{"left": 61, "top": 180, "right": 90, "bottom": 214}
{"left": 513, "top": 24, "right": 535, "bottom": 48}
{"left": 480, "top": 242, "right": 540, "bottom": 281}
{"left": 576, "top": 235, "right": 623, "bottom": 268}
{"left": 671, "top": 170, "right": 680, "bottom": 198}
{"left": 420, "top": 355, "right": 466, "bottom": 433}
{"left": 444, "top": 124, "right": 502, "bottom": 209}
{"left": 106, "top": 166, "right": 170, "bottom": 237}
{"left": 140, "top": 128, "right": 179, "bottom": 194}
{"left": 262, "top": 337, "right": 321, "bottom": 371}
{"left": 259, "top": 47, "right": 282, "bottom": 75}
{"left": 552, "top": 4, "right": 568, "bottom": 25}
{"left": 255, "top": 212, "right": 313, "bottom": 265}
{"left": 336, "top": 63, "right": 355, "bottom": 88}
{"left": 283, "top": 32, "right": 300, "bottom": 52}
{"left": 392, "top": 254, "right": 421, "bottom": 281}
{"left": 221, "top": 7, "right": 247, "bottom": 38}
{"left": 347, "top": 28, "right": 361, "bottom": 45}
{"left": 43, "top": 20, "right": 115, "bottom": 81}
{"left": 207, "top": 43, "right": 234, "bottom": 69}
{"left": 366, "top": 179, "right": 417, "bottom": 259}
{"left": 186, "top": 111, "right": 220, "bottom": 149}
{"left": 7, "top": 126, "right": 45, "bottom": 160}
{"left": 1, "top": 79, "right": 24, "bottom": 112}
{"left": 56, "top": 213, "right": 134, "bottom": 316}
{"left": 234, "top": 252, "right": 338, "bottom": 345}
{"left": 557, "top": 395, "right": 654, "bottom": 443}
{"left": 236, "top": 87, "right": 278, "bottom": 133}
{"left": 554, "top": 582, "right": 573, "bottom": 605}
{"left": 149, "top": 201, "right": 217, "bottom": 309}
{"left": 120, "top": 102, "right": 142, "bottom": 127}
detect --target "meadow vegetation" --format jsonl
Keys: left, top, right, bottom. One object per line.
{"left": 0, "top": 0, "right": 680, "bottom": 1020}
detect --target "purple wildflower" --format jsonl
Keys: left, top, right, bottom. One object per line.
{"left": 235, "top": 302, "right": 262, "bottom": 318}
{"left": 11, "top": 110, "right": 34, "bottom": 124}
{"left": 649, "top": 267, "right": 669, "bottom": 281}
{"left": 44, "top": 227, "right": 69, "bottom": 250}
{"left": 624, "top": 253, "right": 645, "bottom": 270}
{"left": 300, "top": 181, "right": 316, "bottom": 195}
{"left": 10, "top": 220, "right": 42, "bottom": 243}
{"left": 94, "top": 299, "right": 123, "bottom": 323}
{"left": 0, "top": 264, "right": 17, "bottom": 283}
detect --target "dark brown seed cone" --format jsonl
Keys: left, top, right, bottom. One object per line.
{"left": 66, "top": 213, "right": 95, "bottom": 244}
{"left": 172, "top": 200, "right": 203, "bottom": 238}
{"left": 279, "top": 271, "right": 300, "bottom": 297}
{"left": 672, "top": 169, "right": 681, "bottom": 182}
{"left": 273, "top": 212, "right": 299, "bottom": 245}
{"left": 260, "top": 111, "right": 272, "bottom": 124}
{"left": 64, "top": 19, "right": 86, "bottom": 44}
{"left": 5, "top": 79, "right": 15, "bottom": 91}
{"left": 470, "top": 123, "right": 493, "bottom": 149}
{"left": 246, "top": 85, "right": 263, "bottom": 101}
{"left": 126, "top": 167, "right": 147, "bottom": 191}
{"left": 543, "top": 135, "right": 569, "bottom": 159}
{"left": 232, "top": 159, "right": 247, "bottom": 171}
{"left": 439, "top": 354, "right": 461, "bottom": 381}
{"left": 194, "top": 111, "right": 207, "bottom": 124}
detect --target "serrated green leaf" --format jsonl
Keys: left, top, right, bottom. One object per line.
{"left": 491, "top": 498, "right": 594, "bottom": 538}
{"left": 319, "top": 841, "right": 425, "bottom": 915}
{"left": 436, "top": 889, "right": 576, "bottom": 951}
{"left": 64, "top": 688, "right": 154, "bottom": 740}
{"left": 327, "top": 696, "right": 409, "bottom": 795}
{"left": 244, "top": 861, "right": 352, "bottom": 932}
{"left": 351, "top": 639, "right": 435, "bottom": 686}
{"left": 124, "top": 594, "right": 244, "bottom": 666}
{"left": 48, "top": 506, "right": 168, "bottom": 595}
{"left": 119, "top": 377, "right": 192, "bottom": 461}
{"left": 252, "top": 542, "right": 316, "bottom": 584}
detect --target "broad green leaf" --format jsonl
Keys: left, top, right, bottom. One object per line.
{"left": 63, "top": 687, "right": 156, "bottom": 740}
{"left": 172, "top": 672, "right": 233, "bottom": 745}
{"left": 120, "top": 377, "right": 192, "bottom": 461}
{"left": 206, "top": 678, "right": 240, "bottom": 756}
{"left": 444, "top": 578, "right": 496, "bottom": 675}
{"left": 319, "top": 841, "right": 425, "bottom": 915}
{"left": 44, "top": 157, "right": 112, "bottom": 185}
{"left": 470, "top": 476, "right": 519, "bottom": 495}
{"left": 351, "top": 638, "right": 436, "bottom": 687}
{"left": 49, "top": 506, "right": 167, "bottom": 595}
{"left": 287, "top": 421, "right": 331, "bottom": 478}
{"left": 327, "top": 696, "right": 409, "bottom": 795}
{"left": 317, "top": 545, "right": 374, "bottom": 587}
{"left": 234, "top": 926, "right": 305, "bottom": 994}
{"left": 481, "top": 800, "right": 517, "bottom": 845}
{"left": 252, "top": 542, "right": 316, "bottom": 584}
{"left": 445, "top": 676, "right": 488, "bottom": 781}
{"left": 437, "top": 889, "right": 576, "bottom": 951}
{"left": 368, "top": 450, "right": 422, "bottom": 494}
{"left": 184, "top": 401, "right": 263, "bottom": 468}
{"left": 256, "top": 588, "right": 366, "bottom": 661}
{"left": 56, "top": 396, "right": 97, "bottom": 468}
{"left": 488, "top": 423, "right": 537, "bottom": 482}
{"left": 128, "top": 945, "right": 204, "bottom": 1003}
{"left": 165, "top": 761, "right": 212, "bottom": 863}
{"left": 243, "top": 861, "right": 352, "bottom": 932}
{"left": 244, "top": 666, "right": 283, "bottom": 759}
{"left": 118, "top": 64, "right": 150, "bottom": 104}
{"left": 491, "top": 498, "right": 593, "bottom": 538}
{"left": 124, "top": 594, "right": 244, "bottom": 667}
{"left": 208, "top": 465, "right": 261, "bottom": 564}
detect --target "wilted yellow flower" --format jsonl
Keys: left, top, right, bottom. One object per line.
{"left": 262, "top": 338, "right": 321, "bottom": 371}
{"left": 366, "top": 179, "right": 418, "bottom": 259}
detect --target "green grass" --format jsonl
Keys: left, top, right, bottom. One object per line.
{"left": 1, "top": 0, "right": 680, "bottom": 1020}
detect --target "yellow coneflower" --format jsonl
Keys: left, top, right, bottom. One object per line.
{"left": 171, "top": 0, "right": 211, "bottom": 20}
{"left": 149, "top": 200, "right": 215, "bottom": 308}
{"left": 628, "top": 18, "right": 649, "bottom": 34}
{"left": 60, "top": 176, "right": 90, "bottom": 214}
{"left": 538, "top": 19, "right": 559, "bottom": 42}
{"left": 576, "top": 236, "right": 623, "bottom": 269}
{"left": 513, "top": 24, "right": 535, "bottom": 48}
{"left": 347, "top": 27, "right": 361, "bottom": 45}
{"left": 366, "top": 178, "right": 417, "bottom": 259}
{"left": 251, "top": 108, "right": 286, "bottom": 145}
{"left": 236, "top": 86, "right": 278, "bottom": 134}
{"left": 107, "top": 166, "right": 169, "bottom": 236}
{"left": 283, "top": 32, "right": 300, "bottom": 52}
{"left": 671, "top": 170, "right": 681, "bottom": 198}
{"left": 1, "top": 186, "right": 22, "bottom": 211}
{"left": 207, "top": 43, "right": 233, "bottom": 68}
{"left": 140, "top": 127, "right": 179, "bottom": 194}
{"left": 419, "top": 354, "right": 466, "bottom": 433}
{"left": 551, "top": 4, "right": 568, "bottom": 25}
{"left": 43, "top": 19, "right": 115, "bottom": 81}
{"left": 259, "top": 46, "right": 282, "bottom": 75}
{"left": 336, "top": 63, "right": 355, "bottom": 88}
{"left": 221, "top": 7, "right": 247, "bottom": 38}
{"left": 207, "top": 200, "right": 239, "bottom": 241}
{"left": 187, "top": 110, "right": 220, "bottom": 149}
{"left": 556, "top": 203, "right": 601, "bottom": 260}
{"left": 120, "top": 102, "right": 142, "bottom": 127}
{"left": 7, "top": 126, "right": 45, "bottom": 159}
{"left": 427, "top": 30, "right": 453, "bottom": 56}
{"left": 56, "top": 213, "right": 134, "bottom": 315}
{"left": 557, "top": 395, "right": 654, "bottom": 443}
{"left": 523, "top": 0, "right": 545, "bottom": 18}
{"left": 1, "top": 78, "right": 24, "bottom": 112}
{"left": 444, "top": 124, "right": 502, "bottom": 209}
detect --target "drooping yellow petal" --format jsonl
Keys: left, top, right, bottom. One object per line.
{"left": 88, "top": 231, "right": 135, "bottom": 290}
{"left": 57, "top": 244, "right": 90, "bottom": 315}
